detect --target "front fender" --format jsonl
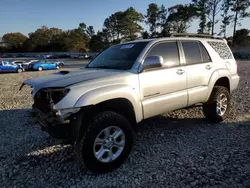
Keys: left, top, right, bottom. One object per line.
{"left": 74, "top": 85, "right": 143, "bottom": 122}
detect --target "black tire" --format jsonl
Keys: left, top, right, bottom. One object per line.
{"left": 203, "top": 86, "right": 230, "bottom": 123}
{"left": 75, "top": 111, "right": 134, "bottom": 173}
{"left": 59, "top": 63, "right": 64, "bottom": 67}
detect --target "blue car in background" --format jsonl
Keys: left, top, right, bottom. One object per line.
{"left": 49, "top": 60, "right": 65, "bottom": 68}
{"left": 0, "top": 60, "right": 24, "bottom": 73}
{"left": 28, "top": 60, "right": 60, "bottom": 71}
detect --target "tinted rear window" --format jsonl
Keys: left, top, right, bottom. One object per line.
{"left": 182, "top": 41, "right": 202, "bottom": 64}
{"left": 207, "top": 41, "right": 232, "bottom": 59}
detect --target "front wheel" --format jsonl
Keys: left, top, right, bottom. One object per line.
{"left": 17, "top": 68, "right": 22, "bottom": 73}
{"left": 75, "top": 111, "right": 134, "bottom": 173}
{"left": 56, "top": 65, "right": 60, "bottom": 69}
{"left": 203, "top": 86, "right": 230, "bottom": 123}
{"left": 38, "top": 67, "right": 43, "bottom": 71}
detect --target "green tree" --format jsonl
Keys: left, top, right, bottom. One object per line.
{"left": 88, "top": 29, "right": 111, "bottom": 52}
{"left": 121, "top": 7, "right": 144, "bottom": 41}
{"left": 79, "top": 23, "right": 87, "bottom": 31}
{"left": 28, "top": 26, "right": 63, "bottom": 51}
{"left": 233, "top": 28, "right": 250, "bottom": 46}
{"left": 68, "top": 28, "right": 89, "bottom": 52}
{"left": 141, "top": 31, "right": 150, "bottom": 39}
{"left": 86, "top": 26, "right": 95, "bottom": 37}
{"left": 145, "top": 3, "right": 160, "bottom": 34}
{"left": 166, "top": 4, "right": 197, "bottom": 33}
{"left": 104, "top": 15, "right": 115, "bottom": 40}
{"left": 104, "top": 12, "right": 123, "bottom": 41}
{"left": 157, "top": 5, "right": 168, "bottom": 32}
{"left": 2, "top": 32, "right": 28, "bottom": 52}
{"left": 220, "top": 0, "right": 234, "bottom": 37}
{"left": 193, "top": 0, "right": 222, "bottom": 35}
{"left": 231, "top": 0, "right": 250, "bottom": 45}
{"left": 192, "top": 0, "right": 209, "bottom": 33}
{"left": 207, "top": 0, "right": 222, "bottom": 35}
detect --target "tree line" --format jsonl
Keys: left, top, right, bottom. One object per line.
{"left": 1, "top": 0, "right": 249, "bottom": 53}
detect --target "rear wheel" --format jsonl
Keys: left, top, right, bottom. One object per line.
{"left": 203, "top": 86, "right": 230, "bottom": 123}
{"left": 56, "top": 65, "right": 60, "bottom": 69}
{"left": 38, "top": 67, "right": 43, "bottom": 71}
{"left": 75, "top": 111, "right": 134, "bottom": 173}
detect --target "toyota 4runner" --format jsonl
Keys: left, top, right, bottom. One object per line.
{"left": 20, "top": 34, "right": 240, "bottom": 173}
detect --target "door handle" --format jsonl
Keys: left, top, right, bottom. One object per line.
{"left": 206, "top": 65, "right": 212, "bottom": 70}
{"left": 176, "top": 69, "right": 185, "bottom": 75}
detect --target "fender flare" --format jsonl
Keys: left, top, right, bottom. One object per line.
{"left": 205, "top": 69, "right": 232, "bottom": 102}
{"left": 74, "top": 85, "right": 143, "bottom": 122}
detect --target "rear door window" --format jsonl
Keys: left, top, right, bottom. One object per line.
{"left": 182, "top": 41, "right": 202, "bottom": 65}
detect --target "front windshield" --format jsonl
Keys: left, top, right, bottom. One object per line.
{"left": 86, "top": 42, "right": 149, "bottom": 70}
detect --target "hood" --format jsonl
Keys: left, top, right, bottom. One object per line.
{"left": 20, "top": 68, "right": 123, "bottom": 90}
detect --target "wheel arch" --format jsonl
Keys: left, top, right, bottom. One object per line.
{"left": 205, "top": 70, "right": 232, "bottom": 102}
{"left": 75, "top": 98, "right": 138, "bottom": 143}
{"left": 74, "top": 85, "right": 143, "bottom": 123}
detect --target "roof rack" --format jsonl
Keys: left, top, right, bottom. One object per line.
{"left": 170, "top": 33, "right": 226, "bottom": 42}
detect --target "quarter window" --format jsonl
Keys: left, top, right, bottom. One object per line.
{"left": 146, "top": 42, "right": 180, "bottom": 68}
{"left": 207, "top": 41, "right": 232, "bottom": 59}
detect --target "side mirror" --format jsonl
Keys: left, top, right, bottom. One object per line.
{"left": 143, "top": 56, "right": 164, "bottom": 70}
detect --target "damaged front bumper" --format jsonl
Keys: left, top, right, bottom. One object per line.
{"left": 32, "top": 105, "right": 83, "bottom": 143}
{"left": 20, "top": 81, "right": 85, "bottom": 144}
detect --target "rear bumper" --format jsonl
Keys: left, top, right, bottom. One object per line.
{"left": 231, "top": 75, "right": 240, "bottom": 92}
{"left": 32, "top": 105, "right": 83, "bottom": 143}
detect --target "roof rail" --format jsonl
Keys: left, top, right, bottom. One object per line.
{"left": 170, "top": 33, "right": 226, "bottom": 42}
{"left": 170, "top": 33, "right": 212, "bottom": 37}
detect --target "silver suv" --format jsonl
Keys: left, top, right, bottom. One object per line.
{"left": 21, "top": 34, "right": 240, "bottom": 173}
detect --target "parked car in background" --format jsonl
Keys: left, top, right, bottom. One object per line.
{"left": 0, "top": 60, "right": 24, "bottom": 73}
{"left": 28, "top": 60, "right": 60, "bottom": 71}
{"left": 49, "top": 60, "right": 65, "bottom": 68}
{"left": 74, "top": 54, "right": 91, "bottom": 59}
{"left": 12, "top": 60, "right": 26, "bottom": 66}
{"left": 43, "top": 54, "right": 53, "bottom": 59}
{"left": 16, "top": 60, "right": 40, "bottom": 70}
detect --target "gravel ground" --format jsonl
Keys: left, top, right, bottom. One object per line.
{"left": 0, "top": 61, "right": 250, "bottom": 188}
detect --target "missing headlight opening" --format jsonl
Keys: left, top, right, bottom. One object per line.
{"left": 34, "top": 88, "right": 69, "bottom": 114}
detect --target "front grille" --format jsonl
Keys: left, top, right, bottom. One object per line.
{"left": 34, "top": 90, "right": 51, "bottom": 114}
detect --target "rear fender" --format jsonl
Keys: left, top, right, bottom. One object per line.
{"left": 205, "top": 69, "right": 232, "bottom": 102}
